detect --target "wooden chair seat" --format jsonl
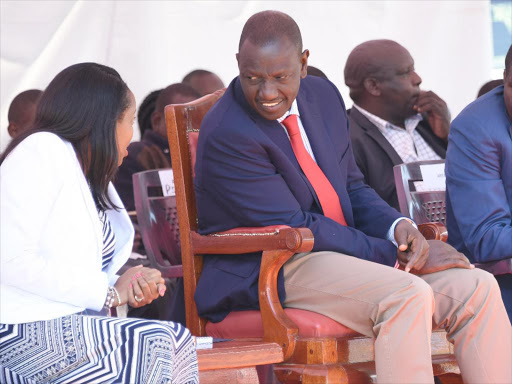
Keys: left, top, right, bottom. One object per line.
{"left": 198, "top": 340, "right": 283, "bottom": 384}
{"left": 206, "top": 309, "right": 359, "bottom": 339}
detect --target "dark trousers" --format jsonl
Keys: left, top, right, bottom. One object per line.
{"left": 496, "top": 274, "right": 512, "bottom": 323}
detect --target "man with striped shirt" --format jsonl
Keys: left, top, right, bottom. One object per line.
{"left": 345, "top": 40, "right": 449, "bottom": 211}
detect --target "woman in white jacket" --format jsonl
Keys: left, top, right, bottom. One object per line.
{"left": 0, "top": 63, "right": 198, "bottom": 383}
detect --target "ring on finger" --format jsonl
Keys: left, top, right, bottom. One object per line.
{"left": 134, "top": 295, "right": 143, "bottom": 303}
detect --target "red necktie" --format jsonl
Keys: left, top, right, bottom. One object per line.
{"left": 282, "top": 114, "right": 347, "bottom": 226}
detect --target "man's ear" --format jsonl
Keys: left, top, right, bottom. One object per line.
{"left": 363, "top": 77, "right": 381, "bottom": 97}
{"left": 300, "top": 49, "right": 310, "bottom": 79}
{"left": 7, "top": 123, "right": 17, "bottom": 138}
{"left": 236, "top": 53, "right": 240, "bottom": 67}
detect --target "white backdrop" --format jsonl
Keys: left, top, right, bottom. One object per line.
{"left": 1, "top": 0, "right": 494, "bottom": 151}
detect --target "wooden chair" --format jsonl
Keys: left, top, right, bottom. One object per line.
{"left": 165, "top": 91, "right": 461, "bottom": 383}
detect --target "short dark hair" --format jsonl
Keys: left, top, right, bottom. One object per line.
{"left": 238, "top": 10, "right": 302, "bottom": 54}
{"left": 1, "top": 63, "right": 131, "bottom": 211}
{"left": 154, "top": 83, "right": 201, "bottom": 113}
{"left": 505, "top": 44, "right": 512, "bottom": 74}
{"left": 182, "top": 69, "right": 214, "bottom": 84}
{"left": 307, "top": 65, "right": 328, "bottom": 79}
{"left": 344, "top": 39, "right": 402, "bottom": 102}
{"left": 477, "top": 79, "right": 503, "bottom": 98}
{"left": 8, "top": 89, "right": 42, "bottom": 124}
{"left": 137, "top": 89, "right": 161, "bottom": 136}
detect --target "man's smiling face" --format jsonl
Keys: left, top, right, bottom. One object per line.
{"left": 237, "top": 37, "right": 308, "bottom": 120}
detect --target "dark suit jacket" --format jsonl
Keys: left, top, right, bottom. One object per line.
{"left": 446, "top": 85, "right": 512, "bottom": 268}
{"left": 194, "top": 76, "right": 402, "bottom": 322}
{"left": 349, "top": 108, "right": 447, "bottom": 211}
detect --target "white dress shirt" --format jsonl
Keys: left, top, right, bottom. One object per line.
{"left": 353, "top": 104, "right": 441, "bottom": 163}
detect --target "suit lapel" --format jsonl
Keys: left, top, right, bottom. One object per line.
{"left": 296, "top": 87, "right": 354, "bottom": 225}
{"left": 234, "top": 78, "right": 322, "bottom": 209}
{"left": 234, "top": 78, "right": 300, "bottom": 168}
{"left": 350, "top": 108, "right": 403, "bottom": 165}
{"left": 416, "top": 122, "right": 447, "bottom": 158}
{"left": 296, "top": 89, "right": 342, "bottom": 186}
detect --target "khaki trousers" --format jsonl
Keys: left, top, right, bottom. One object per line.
{"left": 283, "top": 251, "right": 512, "bottom": 384}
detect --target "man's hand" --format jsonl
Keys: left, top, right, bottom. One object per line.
{"left": 414, "top": 240, "right": 474, "bottom": 274}
{"left": 395, "top": 219, "right": 429, "bottom": 272}
{"left": 413, "top": 91, "right": 451, "bottom": 140}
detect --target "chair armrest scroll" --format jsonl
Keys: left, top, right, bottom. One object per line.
{"left": 258, "top": 228, "right": 314, "bottom": 361}
{"left": 191, "top": 225, "right": 314, "bottom": 361}
{"left": 191, "top": 225, "right": 314, "bottom": 254}
{"left": 418, "top": 222, "right": 448, "bottom": 242}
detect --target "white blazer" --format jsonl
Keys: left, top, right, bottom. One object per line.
{"left": 0, "top": 132, "right": 134, "bottom": 324}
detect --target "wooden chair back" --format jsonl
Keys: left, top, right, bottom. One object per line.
{"left": 393, "top": 160, "right": 447, "bottom": 225}
{"left": 164, "top": 90, "right": 226, "bottom": 336}
{"left": 132, "top": 169, "right": 183, "bottom": 278}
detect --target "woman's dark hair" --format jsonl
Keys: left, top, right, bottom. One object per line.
{"left": 0, "top": 62, "right": 131, "bottom": 210}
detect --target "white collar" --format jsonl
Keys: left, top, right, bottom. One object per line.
{"left": 277, "top": 100, "right": 300, "bottom": 123}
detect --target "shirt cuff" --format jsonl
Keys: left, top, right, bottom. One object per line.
{"left": 109, "top": 274, "right": 120, "bottom": 286}
{"left": 386, "top": 217, "right": 418, "bottom": 247}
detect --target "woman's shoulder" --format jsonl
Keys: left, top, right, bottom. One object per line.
{"left": 10, "top": 132, "right": 72, "bottom": 159}
{"left": 21, "top": 132, "right": 70, "bottom": 150}
{"left": 2, "top": 132, "right": 76, "bottom": 174}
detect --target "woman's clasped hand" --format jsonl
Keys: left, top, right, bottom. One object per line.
{"left": 114, "top": 265, "right": 167, "bottom": 308}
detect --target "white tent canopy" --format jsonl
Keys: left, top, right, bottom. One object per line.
{"left": 1, "top": 0, "right": 493, "bottom": 150}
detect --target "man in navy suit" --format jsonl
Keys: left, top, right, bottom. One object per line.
{"left": 446, "top": 45, "right": 512, "bottom": 322}
{"left": 195, "top": 11, "right": 511, "bottom": 383}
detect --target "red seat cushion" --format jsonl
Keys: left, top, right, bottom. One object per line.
{"left": 205, "top": 309, "right": 360, "bottom": 338}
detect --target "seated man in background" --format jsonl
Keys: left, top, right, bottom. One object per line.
{"left": 306, "top": 64, "right": 328, "bottom": 79}
{"left": 182, "top": 69, "right": 225, "bottom": 96}
{"left": 344, "top": 40, "right": 449, "bottom": 211}
{"left": 446, "top": 44, "right": 512, "bottom": 321}
{"left": 114, "top": 83, "right": 200, "bottom": 322}
{"left": 195, "top": 10, "right": 510, "bottom": 383}
{"left": 136, "top": 89, "right": 162, "bottom": 138}
{"left": 114, "top": 83, "right": 200, "bottom": 212}
{"left": 7, "top": 89, "right": 42, "bottom": 138}
{"left": 477, "top": 79, "right": 503, "bottom": 98}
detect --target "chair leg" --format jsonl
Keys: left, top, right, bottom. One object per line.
{"left": 199, "top": 366, "right": 259, "bottom": 384}
{"left": 435, "top": 373, "right": 463, "bottom": 384}
{"left": 274, "top": 363, "right": 374, "bottom": 384}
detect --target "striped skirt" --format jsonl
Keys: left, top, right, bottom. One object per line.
{"left": 0, "top": 314, "right": 199, "bottom": 384}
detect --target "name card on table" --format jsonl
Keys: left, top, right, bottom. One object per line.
{"left": 420, "top": 163, "right": 446, "bottom": 191}
{"left": 158, "top": 169, "right": 175, "bottom": 196}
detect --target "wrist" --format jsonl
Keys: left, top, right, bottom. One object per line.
{"left": 396, "top": 218, "right": 416, "bottom": 229}
{"left": 104, "top": 286, "right": 120, "bottom": 308}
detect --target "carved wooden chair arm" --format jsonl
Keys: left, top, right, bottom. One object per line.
{"left": 191, "top": 225, "right": 313, "bottom": 254}
{"left": 190, "top": 225, "right": 314, "bottom": 361}
{"left": 418, "top": 222, "right": 448, "bottom": 242}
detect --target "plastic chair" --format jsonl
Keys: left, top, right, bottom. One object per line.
{"left": 132, "top": 169, "right": 183, "bottom": 278}
{"left": 394, "top": 160, "right": 511, "bottom": 275}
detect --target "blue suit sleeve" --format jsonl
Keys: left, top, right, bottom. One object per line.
{"left": 446, "top": 115, "right": 512, "bottom": 262}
